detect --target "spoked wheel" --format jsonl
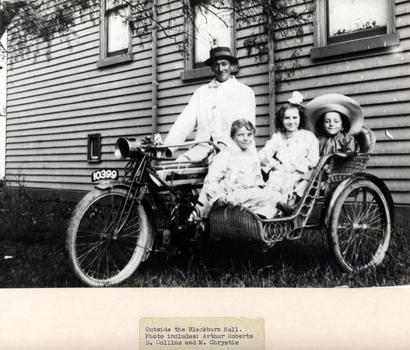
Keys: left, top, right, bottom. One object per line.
{"left": 66, "top": 187, "right": 150, "bottom": 286}
{"left": 328, "top": 179, "right": 391, "bottom": 272}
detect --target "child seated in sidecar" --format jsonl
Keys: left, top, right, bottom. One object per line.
{"left": 203, "top": 119, "right": 281, "bottom": 219}
{"left": 261, "top": 92, "right": 365, "bottom": 216}
{"left": 258, "top": 92, "right": 319, "bottom": 216}
{"left": 304, "top": 93, "right": 365, "bottom": 156}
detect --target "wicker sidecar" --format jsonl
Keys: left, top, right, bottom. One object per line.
{"left": 209, "top": 126, "right": 394, "bottom": 272}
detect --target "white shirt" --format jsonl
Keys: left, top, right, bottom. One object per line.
{"left": 165, "top": 76, "right": 256, "bottom": 153}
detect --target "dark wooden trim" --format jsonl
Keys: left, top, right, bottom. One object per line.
{"left": 180, "top": 66, "right": 239, "bottom": 81}
{"left": 327, "top": 27, "right": 387, "bottom": 45}
{"left": 311, "top": 33, "right": 400, "bottom": 60}
{"left": 180, "top": 66, "right": 213, "bottom": 81}
{"left": 97, "top": 53, "right": 133, "bottom": 68}
{"left": 87, "top": 133, "right": 102, "bottom": 163}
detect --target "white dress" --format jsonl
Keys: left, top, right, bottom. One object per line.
{"left": 258, "top": 129, "right": 319, "bottom": 201}
{"left": 203, "top": 145, "right": 279, "bottom": 219}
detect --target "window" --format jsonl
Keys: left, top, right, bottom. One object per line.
{"left": 311, "top": 0, "right": 399, "bottom": 59}
{"left": 327, "top": 0, "right": 388, "bottom": 45}
{"left": 97, "top": 0, "right": 133, "bottom": 68}
{"left": 88, "top": 134, "right": 102, "bottom": 163}
{"left": 181, "top": 0, "right": 236, "bottom": 81}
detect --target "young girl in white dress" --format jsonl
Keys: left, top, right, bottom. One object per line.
{"left": 203, "top": 119, "right": 280, "bottom": 219}
{"left": 258, "top": 93, "right": 320, "bottom": 215}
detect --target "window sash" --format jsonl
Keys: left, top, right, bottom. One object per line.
{"left": 326, "top": 0, "right": 388, "bottom": 45}
{"left": 107, "top": 6, "right": 130, "bottom": 57}
{"left": 182, "top": 1, "right": 236, "bottom": 80}
{"left": 193, "top": 3, "right": 235, "bottom": 68}
{"left": 311, "top": 0, "right": 398, "bottom": 59}
{"left": 97, "top": 0, "right": 132, "bottom": 68}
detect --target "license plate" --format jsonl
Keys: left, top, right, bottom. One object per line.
{"left": 91, "top": 169, "right": 119, "bottom": 182}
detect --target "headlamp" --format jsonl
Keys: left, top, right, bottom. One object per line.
{"left": 115, "top": 138, "right": 142, "bottom": 159}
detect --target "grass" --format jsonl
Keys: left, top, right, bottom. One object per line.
{"left": 0, "top": 183, "right": 409, "bottom": 288}
{"left": 0, "top": 184, "right": 82, "bottom": 287}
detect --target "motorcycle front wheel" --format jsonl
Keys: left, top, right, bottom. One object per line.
{"left": 66, "top": 187, "right": 150, "bottom": 287}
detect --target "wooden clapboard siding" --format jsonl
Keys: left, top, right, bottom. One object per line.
{"left": 5, "top": 2, "right": 154, "bottom": 193}
{"left": 4, "top": 0, "right": 409, "bottom": 213}
{"left": 273, "top": 0, "right": 410, "bottom": 208}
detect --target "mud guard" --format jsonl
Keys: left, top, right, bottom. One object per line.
{"left": 95, "top": 180, "right": 131, "bottom": 191}
{"left": 320, "top": 173, "right": 395, "bottom": 228}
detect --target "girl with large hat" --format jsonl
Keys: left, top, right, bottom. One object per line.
{"left": 304, "top": 94, "right": 364, "bottom": 155}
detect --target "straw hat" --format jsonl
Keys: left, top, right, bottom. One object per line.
{"left": 305, "top": 94, "right": 364, "bottom": 136}
{"left": 204, "top": 47, "right": 238, "bottom": 66}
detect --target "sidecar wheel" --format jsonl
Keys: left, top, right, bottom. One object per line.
{"left": 328, "top": 179, "right": 391, "bottom": 272}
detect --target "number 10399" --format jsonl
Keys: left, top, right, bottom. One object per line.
{"left": 91, "top": 169, "right": 119, "bottom": 182}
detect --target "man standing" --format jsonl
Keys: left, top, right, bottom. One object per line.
{"left": 164, "top": 47, "right": 256, "bottom": 162}
{"left": 163, "top": 47, "right": 256, "bottom": 248}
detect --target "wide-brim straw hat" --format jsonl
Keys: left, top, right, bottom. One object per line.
{"left": 204, "top": 46, "right": 238, "bottom": 66}
{"left": 304, "top": 93, "right": 364, "bottom": 136}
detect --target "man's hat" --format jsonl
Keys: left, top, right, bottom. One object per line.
{"left": 204, "top": 47, "right": 238, "bottom": 66}
{"left": 304, "top": 93, "right": 364, "bottom": 136}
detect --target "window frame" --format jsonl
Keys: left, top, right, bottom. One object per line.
{"left": 97, "top": 0, "right": 133, "bottom": 68}
{"left": 311, "top": 0, "right": 399, "bottom": 60}
{"left": 181, "top": 3, "right": 237, "bottom": 81}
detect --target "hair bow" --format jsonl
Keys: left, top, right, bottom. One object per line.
{"left": 288, "top": 91, "right": 304, "bottom": 105}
